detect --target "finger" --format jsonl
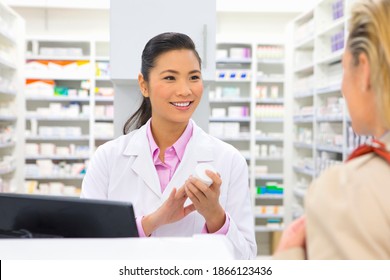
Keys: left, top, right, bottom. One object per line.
{"left": 185, "top": 184, "right": 200, "bottom": 205}
{"left": 187, "top": 180, "right": 207, "bottom": 201}
{"left": 205, "top": 170, "right": 222, "bottom": 189}
{"left": 168, "top": 188, "right": 177, "bottom": 200}
{"left": 189, "top": 176, "right": 209, "bottom": 194}
{"left": 184, "top": 204, "right": 196, "bottom": 216}
{"left": 175, "top": 185, "right": 187, "bottom": 198}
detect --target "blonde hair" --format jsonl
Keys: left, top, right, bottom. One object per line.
{"left": 347, "top": 0, "right": 390, "bottom": 129}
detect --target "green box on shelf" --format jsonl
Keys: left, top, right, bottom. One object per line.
{"left": 54, "top": 86, "right": 69, "bottom": 96}
{"left": 256, "top": 184, "right": 284, "bottom": 195}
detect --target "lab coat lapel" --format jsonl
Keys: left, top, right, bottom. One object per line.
{"left": 123, "top": 126, "right": 162, "bottom": 199}
{"left": 163, "top": 121, "right": 214, "bottom": 200}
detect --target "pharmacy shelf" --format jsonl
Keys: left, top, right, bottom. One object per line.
{"left": 316, "top": 145, "right": 343, "bottom": 153}
{"left": 315, "top": 49, "right": 343, "bottom": 65}
{"left": 95, "top": 137, "right": 114, "bottom": 142}
{"left": 214, "top": 42, "right": 285, "bottom": 253}
{"left": 285, "top": 0, "right": 354, "bottom": 225}
{"left": 215, "top": 79, "right": 251, "bottom": 83}
{"left": 25, "top": 175, "right": 84, "bottom": 180}
{"left": 25, "top": 155, "right": 89, "bottom": 160}
{"left": 256, "top": 77, "right": 285, "bottom": 83}
{"left": 216, "top": 58, "right": 252, "bottom": 64}
{"left": 255, "top": 136, "right": 284, "bottom": 142}
{"left": 0, "top": 1, "right": 24, "bottom": 193}
{"left": 23, "top": 38, "right": 114, "bottom": 192}
{"left": 95, "top": 117, "right": 114, "bottom": 122}
{"left": 209, "top": 116, "right": 250, "bottom": 122}
{"left": 0, "top": 116, "right": 17, "bottom": 122}
{"left": 255, "top": 118, "right": 284, "bottom": 123}
{"left": 293, "top": 187, "right": 307, "bottom": 199}
{"left": 316, "top": 83, "right": 342, "bottom": 95}
{"left": 257, "top": 59, "right": 284, "bottom": 64}
{"left": 26, "top": 96, "right": 90, "bottom": 102}
{"left": 95, "top": 96, "right": 114, "bottom": 102}
{"left": 293, "top": 166, "right": 315, "bottom": 177}
{"left": 254, "top": 174, "right": 284, "bottom": 180}
{"left": 255, "top": 226, "right": 284, "bottom": 232}
{"left": 255, "top": 194, "right": 284, "bottom": 200}
{"left": 0, "top": 142, "right": 16, "bottom": 149}
{"left": 255, "top": 157, "right": 283, "bottom": 161}
{"left": 316, "top": 115, "right": 344, "bottom": 122}
{"left": 218, "top": 136, "right": 251, "bottom": 142}
{"left": 0, "top": 166, "right": 16, "bottom": 176}
{"left": 26, "top": 136, "right": 90, "bottom": 141}
{"left": 25, "top": 76, "right": 90, "bottom": 81}
{"left": 294, "top": 36, "right": 315, "bottom": 50}
{"left": 254, "top": 213, "right": 284, "bottom": 219}
{"left": 0, "top": 57, "right": 17, "bottom": 70}
{"left": 294, "top": 142, "right": 313, "bottom": 149}
{"left": 0, "top": 26, "right": 17, "bottom": 46}
{"left": 26, "top": 55, "right": 90, "bottom": 61}
{"left": 0, "top": 88, "right": 17, "bottom": 96}
{"left": 294, "top": 90, "right": 315, "bottom": 99}
{"left": 26, "top": 116, "right": 90, "bottom": 121}
{"left": 255, "top": 98, "right": 284, "bottom": 104}
{"left": 209, "top": 97, "right": 251, "bottom": 103}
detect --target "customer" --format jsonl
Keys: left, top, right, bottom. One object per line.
{"left": 81, "top": 32, "right": 257, "bottom": 259}
{"left": 275, "top": 0, "right": 390, "bottom": 259}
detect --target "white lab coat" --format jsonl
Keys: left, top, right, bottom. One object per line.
{"left": 81, "top": 119, "right": 257, "bottom": 259}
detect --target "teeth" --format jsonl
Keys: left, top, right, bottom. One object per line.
{"left": 172, "top": 102, "right": 190, "bottom": 107}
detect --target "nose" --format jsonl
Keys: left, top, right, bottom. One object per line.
{"left": 176, "top": 80, "right": 191, "bottom": 96}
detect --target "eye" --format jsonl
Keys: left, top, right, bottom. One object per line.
{"left": 190, "top": 75, "right": 201, "bottom": 80}
{"left": 163, "top": 76, "right": 175, "bottom": 81}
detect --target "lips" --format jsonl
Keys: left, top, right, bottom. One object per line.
{"left": 170, "top": 101, "right": 193, "bottom": 107}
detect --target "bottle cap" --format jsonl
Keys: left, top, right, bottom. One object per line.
{"left": 193, "top": 163, "right": 217, "bottom": 187}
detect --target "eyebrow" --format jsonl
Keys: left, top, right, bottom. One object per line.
{"left": 160, "top": 69, "right": 201, "bottom": 75}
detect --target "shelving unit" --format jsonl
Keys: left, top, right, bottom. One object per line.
{"left": 211, "top": 41, "right": 285, "bottom": 256}
{"left": 284, "top": 0, "right": 366, "bottom": 223}
{"left": 0, "top": 2, "right": 24, "bottom": 193}
{"left": 23, "top": 38, "right": 114, "bottom": 196}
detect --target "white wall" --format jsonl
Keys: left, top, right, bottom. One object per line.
{"left": 13, "top": 6, "right": 299, "bottom": 44}
{"left": 12, "top": 7, "right": 109, "bottom": 39}
{"left": 217, "top": 12, "right": 299, "bottom": 43}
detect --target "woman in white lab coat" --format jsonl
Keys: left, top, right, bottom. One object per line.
{"left": 81, "top": 32, "right": 257, "bottom": 259}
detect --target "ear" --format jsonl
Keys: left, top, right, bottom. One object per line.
{"left": 358, "top": 53, "right": 371, "bottom": 93}
{"left": 138, "top": 73, "right": 149, "bottom": 97}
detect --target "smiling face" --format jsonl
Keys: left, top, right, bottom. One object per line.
{"left": 140, "top": 49, "right": 203, "bottom": 129}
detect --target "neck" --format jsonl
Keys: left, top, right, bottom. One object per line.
{"left": 150, "top": 119, "right": 188, "bottom": 151}
{"left": 375, "top": 128, "right": 389, "bottom": 139}
{"left": 371, "top": 116, "right": 387, "bottom": 139}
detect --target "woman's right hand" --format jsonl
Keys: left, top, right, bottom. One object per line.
{"left": 275, "top": 215, "right": 306, "bottom": 254}
{"left": 141, "top": 187, "right": 195, "bottom": 236}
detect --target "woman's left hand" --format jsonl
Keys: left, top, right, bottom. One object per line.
{"left": 184, "top": 170, "right": 226, "bottom": 233}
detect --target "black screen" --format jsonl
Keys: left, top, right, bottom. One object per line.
{"left": 0, "top": 193, "right": 138, "bottom": 238}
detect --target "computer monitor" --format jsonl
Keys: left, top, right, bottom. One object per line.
{"left": 0, "top": 193, "right": 138, "bottom": 238}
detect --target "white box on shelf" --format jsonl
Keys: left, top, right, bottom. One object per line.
{"left": 209, "top": 122, "right": 224, "bottom": 138}
{"left": 223, "top": 122, "right": 240, "bottom": 138}
{"left": 211, "top": 108, "right": 226, "bottom": 118}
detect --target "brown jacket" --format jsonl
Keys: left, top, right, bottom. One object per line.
{"left": 278, "top": 132, "right": 390, "bottom": 259}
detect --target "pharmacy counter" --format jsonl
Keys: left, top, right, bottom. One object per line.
{"left": 0, "top": 234, "right": 235, "bottom": 259}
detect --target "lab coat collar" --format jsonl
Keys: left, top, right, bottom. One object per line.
{"left": 123, "top": 119, "right": 213, "bottom": 160}
{"left": 122, "top": 119, "right": 214, "bottom": 198}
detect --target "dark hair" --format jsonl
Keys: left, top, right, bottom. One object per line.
{"left": 123, "top": 32, "right": 202, "bottom": 134}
